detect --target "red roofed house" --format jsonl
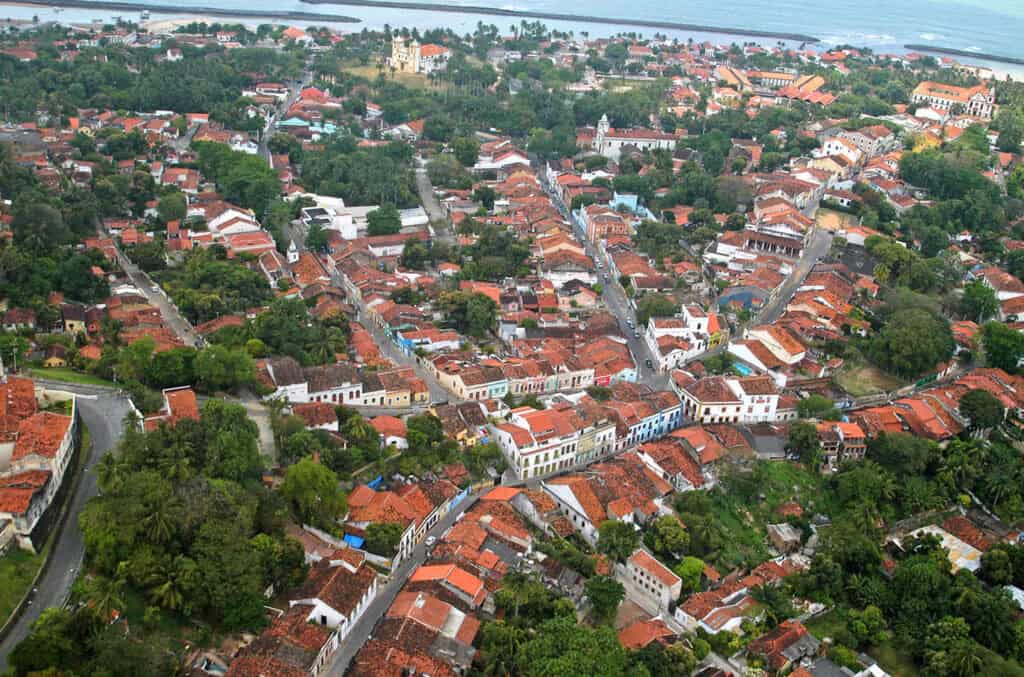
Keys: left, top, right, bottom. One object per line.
{"left": 227, "top": 607, "right": 337, "bottom": 677}
{"left": 370, "top": 415, "right": 408, "bottom": 449}
{"left": 288, "top": 549, "right": 379, "bottom": 643}
{"left": 746, "top": 619, "right": 820, "bottom": 673}
{"left": 408, "top": 563, "right": 488, "bottom": 609}
{"left": 618, "top": 617, "right": 677, "bottom": 650}
{"left": 143, "top": 386, "right": 200, "bottom": 431}
{"left": 0, "top": 405, "right": 77, "bottom": 552}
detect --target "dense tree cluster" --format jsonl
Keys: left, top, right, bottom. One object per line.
{"left": 301, "top": 137, "right": 417, "bottom": 208}
{"left": 153, "top": 247, "right": 272, "bottom": 323}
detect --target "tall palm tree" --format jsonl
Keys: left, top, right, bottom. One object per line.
{"left": 948, "top": 640, "right": 984, "bottom": 677}
{"left": 143, "top": 505, "right": 175, "bottom": 544}
{"left": 86, "top": 571, "right": 126, "bottom": 621}
{"left": 95, "top": 455, "right": 126, "bottom": 494}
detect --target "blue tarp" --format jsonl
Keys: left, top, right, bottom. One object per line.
{"left": 367, "top": 474, "right": 383, "bottom": 489}
{"left": 343, "top": 534, "right": 365, "bottom": 548}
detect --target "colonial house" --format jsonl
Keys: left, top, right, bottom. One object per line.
{"left": 593, "top": 114, "right": 677, "bottom": 161}
{"left": 288, "top": 548, "right": 378, "bottom": 644}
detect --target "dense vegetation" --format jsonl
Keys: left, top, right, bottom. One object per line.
{"left": 10, "top": 402, "right": 304, "bottom": 675}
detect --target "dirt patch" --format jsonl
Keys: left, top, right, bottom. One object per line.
{"left": 816, "top": 208, "right": 858, "bottom": 233}
{"left": 614, "top": 598, "right": 652, "bottom": 631}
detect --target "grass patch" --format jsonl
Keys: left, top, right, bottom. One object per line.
{"left": 42, "top": 399, "right": 73, "bottom": 415}
{"left": 834, "top": 363, "right": 904, "bottom": 397}
{"left": 869, "top": 641, "right": 920, "bottom": 677}
{"left": 344, "top": 62, "right": 436, "bottom": 90}
{"left": 805, "top": 610, "right": 848, "bottom": 641}
{"left": 0, "top": 549, "right": 45, "bottom": 624}
{"left": 28, "top": 368, "right": 116, "bottom": 388}
{"left": 806, "top": 612, "right": 920, "bottom": 676}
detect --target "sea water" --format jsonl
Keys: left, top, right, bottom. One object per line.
{"left": 3, "top": 0, "right": 1023, "bottom": 67}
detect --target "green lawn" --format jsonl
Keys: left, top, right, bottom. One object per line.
{"left": 834, "top": 363, "right": 904, "bottom": 397}
{"left": 28, "top": 368, "right": 116, "bottom": 388}
{"left": 344, "top": 63, "right": 437, "bottom": 90}
{"left": 806, "top": 610, "right": 848, "bottom": 642}
{"left": 870, "top": 641, "right": 920, "bottom": 677}
{"left": 0, "top": 548, "right": 44, "bottom": 625}
{"left": 806, "top": 611, "right": 920, "bottom": 676}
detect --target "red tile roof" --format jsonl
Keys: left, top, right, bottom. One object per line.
{"left": 11, "top": 412, "right": 72, "bottom": 463}
{"left": 618, "top": 617, "right": 676, "bottom": 650}
{"left": 629, "top": 549, "right": 681, "bottom": 587}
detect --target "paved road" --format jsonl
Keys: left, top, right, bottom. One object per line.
{"left": 754, "top": 226, "right": 833, "bottom": 325}
{"left": 352, "top": 307, "right": 454, "bottom": 404}
{"left": 414, "top": 162, "right": 454, "bottom": 245}
{"left": 325, "top": 494, "right": 480, "bottom": 675}
{"left": 259, "top": 70, "right": 311, "bottom": 162}
{"left": 598, "top": 270, "right": 669, "bottom": 390}
{"left": 538, "top": 175, "right": 665, "bottom": 389}
{"left": 110, "top": 243, "right": 200, "bottom": 348}
{"left": 0, "top": 392, "right": 132, "bottom": 669}
{"left": 111, "top": 240, "right": 279, "bottom": 459}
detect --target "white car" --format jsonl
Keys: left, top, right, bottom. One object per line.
{"left": 425, "top": 536, "right": 436, "bottom": 547}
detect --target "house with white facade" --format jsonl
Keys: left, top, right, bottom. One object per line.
{"left": 289, "top": 549, "right": 379, "bottom": 644}
{"left": 594, "top": 114, "right": 677, "bottom": 161}
{"left": 493, "top": 403, "right": 615, "bottom": 480}
{"left": 677, "top": 375, "right": 780, "bottom": 424}
{"left": 617, "top": 549, "right": 683, "bottom": 615}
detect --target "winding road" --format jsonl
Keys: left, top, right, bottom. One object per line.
{"left": 0, "top": 388, "right": 132, "bottom": 669}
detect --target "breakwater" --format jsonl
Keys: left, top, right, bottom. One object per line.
{"left": 5, "top": 0, "right": 361, "bottom": 23}
{"left": 904, "top": 43, "right": 1024, "bottom": 67}
{"left": 300, "top": 0, "right": 820, "bottom": 43}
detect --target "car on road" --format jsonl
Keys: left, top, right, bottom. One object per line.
{"left": 645, "top": 358, "right": 654, "bottom": 369}
{"left": 633, "top": 330, "right": 641, "bottom": 339}
{"left": 425, "top": 536, "right": 436, "bottom": 547}
{"left": 626, "top": 318, "right": 634, "bottom": 328}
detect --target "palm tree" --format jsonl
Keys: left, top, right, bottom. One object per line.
{"left": 984, "top": 466, "right": 1017, "bottom": 508}
{"left": 948, "top": 640, "right": 984, "bottom": 677}
{"left": 850, "top": 499, "right": 881, "bottom": 535}
{"left": 143, "top": 505, "right": 175, "bottom": 544}
{"left": 95, "top": 455, "right": 126, "bottom": 494}
{"left": 86, "top": 571, "right": 126, "bottom": 621}
{"left": 501, "top": 571, "right": 533, "bottom": 619}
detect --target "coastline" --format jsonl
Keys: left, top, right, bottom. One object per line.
{"left": 904, "top": 43, "right": 1024, "bottom": 67}
{"left": 3, "top": 0, "right": 361, "bottom": 23}
{"left": 298, "top": 0, "right": 821, "bottom": 44}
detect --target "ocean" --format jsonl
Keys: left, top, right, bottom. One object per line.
{"left": 3, "top": 0, "right": 1024, "bottom": 71}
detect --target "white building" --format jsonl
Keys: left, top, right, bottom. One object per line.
{"left": 594, "top": 114, "right": 677, "bottom": 161}
{"left": 388, "top": 37, "right": 450, "bottom": 75}
{"left": 678, "top": 375, "right": 780, "bottom": 424}
{"left": 289, "top": 550, "right": 379, "bottom": 644}
{"left": 617, "top": 549, "right": 683, "bottom": 615}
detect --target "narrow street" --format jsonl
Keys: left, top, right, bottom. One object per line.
{"left": 352, "top": 305, "right": 454, "bottom": 404}
{"left": 539, "top": 174, "right": 665, "bottom": 387}
{"left": 414, "top": 161, "right": 454, "bottom": 245}
{"left": 111, "top": 244, "right": 200, "bottom": 348}
{"left": 324, "top": 494, "right": 480, "bottom": 675}
{"left": 0, "top": 391, "right": 132, "bottom": 669}
{"left": 754, "top": 226, "right": 833, "bottom": 325}
{"left": 112, "top": 240, "right": 277, "bottom": 459}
